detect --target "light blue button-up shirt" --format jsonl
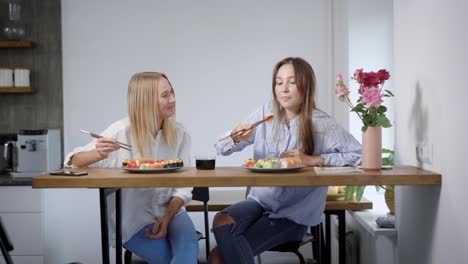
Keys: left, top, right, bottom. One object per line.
{"left": 215, "top": 101, "right": 361, "bottom": 226}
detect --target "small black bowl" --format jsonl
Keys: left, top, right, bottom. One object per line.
{"left": 195, "top": 156, "right": 216, "bottom": 170}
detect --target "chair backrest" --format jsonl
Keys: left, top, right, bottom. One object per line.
{"left": 192, "top": 187, "right": 209, "bottom": 202}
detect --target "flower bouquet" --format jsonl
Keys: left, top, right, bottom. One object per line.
{"left": 335, "top": 69, "right": 393, "bottom": 132}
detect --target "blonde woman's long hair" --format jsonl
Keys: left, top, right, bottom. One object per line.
{"left": 127, "top": 72, "right": 177, "bottom": 157}
{"left": 272, "top": 57, "right": 316, "bottom": 155}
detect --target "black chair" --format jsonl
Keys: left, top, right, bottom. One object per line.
{"left": 266, "top": 224, "right": 325, "bottom": 264}
{"left": 124, "top": 187, "right": 210, "bottom": 264}
{"left": 0, "top": 217, "right": 14, "bottom": 264}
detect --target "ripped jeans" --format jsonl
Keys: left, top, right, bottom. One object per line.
{"left": 212, "top": 199, "right": 307, "bottom": 264}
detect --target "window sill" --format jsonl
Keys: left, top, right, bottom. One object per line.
{"left": 348, "top": 210, "right": 397, "bottom": 238}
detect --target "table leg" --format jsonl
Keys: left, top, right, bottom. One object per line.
{"left": 325, "top": 212, "right": 331, "bottom": 264}
{"left": 320, "top": 223, "right": 326, "bottom": 262}
{"left": 203, "top": 202, "right": 210, "bottom": 260}
{"left": 337, "top": 211, "right": 346, "bottom": 264}
{"left": 311, "top": 225, "right": 318, "bottom": 262}
{"left": 99, "top": 189, "right": 110, "bottom": 264}
{"left": 326, "top": 210, "right": 347, "bottom": 264}
{"left": 116, "top": 189, "right": 122, "bottom": 264}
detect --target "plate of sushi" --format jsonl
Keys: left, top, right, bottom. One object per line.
{"left": 122, "top": 158, "right": 184, "bottom": 173}
{"left": 242, "top": 157, "right": 305, "bottom": 172}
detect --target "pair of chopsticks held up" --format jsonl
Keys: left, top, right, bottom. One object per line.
{"left": 218, "top": 114, "right": 274, "bottom": 142}
{"left": 80, "top": 114, "right": 274, "bottom": 151}
{"left": 79, "top": 130, "right": 132, "bottom": 151}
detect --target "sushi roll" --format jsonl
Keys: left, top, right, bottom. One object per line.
{"left": 155, "top": 160, "right": 166, "bottom": 168}
{"left": 173, "top": 159, "right": 183, "bottom": 167}
{"left": 166, "top": 160, "right": 176, "bottom": 168}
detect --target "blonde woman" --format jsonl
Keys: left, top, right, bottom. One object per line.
{"left": 65, "top": 72, "right": 198, "bottom": 264}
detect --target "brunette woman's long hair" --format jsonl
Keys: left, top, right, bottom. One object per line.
{"left": 272, "top": 57, "right": 316, "bottom": 155}
{"left": 127, "top": 72, "right": 177, "bottom": 157}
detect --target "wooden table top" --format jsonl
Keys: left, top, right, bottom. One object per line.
{"left": 32, "top": 166, "right": 441, "bottom": 188}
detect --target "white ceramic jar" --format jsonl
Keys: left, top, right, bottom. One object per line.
{"left": 14, "top": 68, "right": 30, "bottom": 87}
{"left": 0, "top": 68, "right": 14, "bottom": 87}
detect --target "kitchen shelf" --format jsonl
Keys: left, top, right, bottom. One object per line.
{"left": 0, "top": 41, "right": 33, "bottom": 48}
{"left": 0, "top": 87, "right": 33, "bottom": 93}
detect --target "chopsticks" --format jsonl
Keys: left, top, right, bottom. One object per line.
{"left": 218, "top": 114, "right": 274, "bottom": 142}
{"left": 79, "top": 129, "right": 132, "bottom": 151}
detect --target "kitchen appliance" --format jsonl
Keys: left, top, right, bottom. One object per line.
{"left": 0, "top": 133, "right": 17, "bottom": 174}
{"left": 14, "top": 129, "right": 61, "bottom": 178}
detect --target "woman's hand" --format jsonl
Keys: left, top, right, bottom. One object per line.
{"left": 280, "top": 149, "right": 324, "bottom": 167}
{"left": 145, "top": 217, "right": 169, "bottom": 240}
{"left": 95, "top": 137, "right": 120, "bottom": 159}
{"left": 231, "top": 124, "right": 253, "bottom": 143}
{"left": 69, "top": 137, "right": 120, "bottom": 167}
{"left": 144, "top": 196, "right": 184, "bottom": 239}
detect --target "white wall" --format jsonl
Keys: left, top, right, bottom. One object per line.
{"left": 394, "top": 0, "right": 468, "bottom": 263}
{"left": 49, "top": 0, "right": 335, "bottom": 263}
{"left": 331, "top": 0, "right": 350, "bottom": 127}
{"left": 62, "top": 0, "right": 334, "bottom": 166}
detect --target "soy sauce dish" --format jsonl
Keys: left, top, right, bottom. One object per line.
{"left": 195, "top": 156, "right": 216, "bottom": 170}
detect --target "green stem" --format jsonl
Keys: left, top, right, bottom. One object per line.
{"left": 345, "top": 96, "right": 364, "bottom": 121}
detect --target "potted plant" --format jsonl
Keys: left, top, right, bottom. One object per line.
{"left": 335, "top": 70, "right": 394, "bottom": 170}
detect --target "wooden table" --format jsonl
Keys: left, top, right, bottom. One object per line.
{"left": 33, "top": 166, "right": 441, "bottom": 188}
{"left": 32, "top": 166, "right": 441, "bottom": 264}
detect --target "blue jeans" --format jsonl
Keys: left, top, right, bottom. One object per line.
{"left": 124, "top": 212, "right": 198, "bottom": 264}
{"left": 213, "top": 199, "right": 308, "bottom": 264}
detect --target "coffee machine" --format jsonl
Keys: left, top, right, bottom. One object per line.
{"left": 14, "top": 129, "right": 62, "bottom": 178}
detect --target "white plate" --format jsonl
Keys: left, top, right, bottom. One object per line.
{"left": 122, "top": 167, "right": 183, "bottom": 173}
{"left": 242, "top": 165, "right": 306, "bottom": 173}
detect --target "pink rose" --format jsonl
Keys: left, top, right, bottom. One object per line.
{"left": 358, "top": 84, "right": 368, "bottom": 95}
{"left": 361, "top": 87, "right": 383, "bottom": 108}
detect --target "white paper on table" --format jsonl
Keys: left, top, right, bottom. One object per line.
{"left": 314, "top": 166, "right": 363, "bottom": 174}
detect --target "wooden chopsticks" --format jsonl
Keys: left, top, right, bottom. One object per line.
{"left": 218, "top": 114, "right": 274, "bottom": 142}
{"left": 79, "top": 129, "right": 132, "bottom": 151}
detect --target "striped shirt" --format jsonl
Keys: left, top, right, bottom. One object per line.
{"left": 215, "top": 101, "right": 361, "bottom": 226}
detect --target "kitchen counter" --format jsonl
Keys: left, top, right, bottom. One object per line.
{"left": 0, "top": 173, "right": 32, "bottom": 186}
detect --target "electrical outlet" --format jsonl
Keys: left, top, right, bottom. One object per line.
{"left": 416, "top": 143, "right": 432, "bottom": 164}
